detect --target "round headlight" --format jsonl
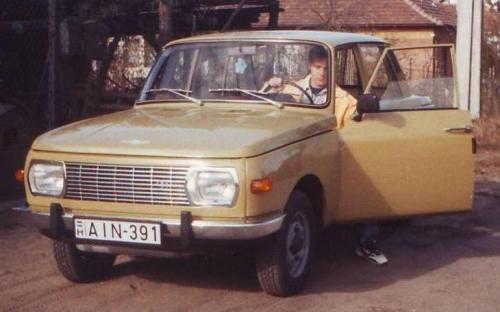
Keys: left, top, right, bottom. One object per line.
{"left": 28, "top": 161, "right": 65, "bottom": 196}
{"left": 186, "top": 168, "right": 238, "bottom": 207}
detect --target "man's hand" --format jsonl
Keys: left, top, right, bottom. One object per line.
{"left": 260, "top": 77, "right": 285, "bottom": 93}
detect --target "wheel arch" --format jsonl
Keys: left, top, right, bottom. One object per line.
{"left": 292, "top": 174, "right": 325, "bottom": 229}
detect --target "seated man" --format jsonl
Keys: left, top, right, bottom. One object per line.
{"left": 263, "top": 46, "right": 388, "bottom": 265}
{"left": 261, "top": 45, "right": 329, "bottom": 105}
{"left": 261, "top": 45, "right": 357, "bottom": 128}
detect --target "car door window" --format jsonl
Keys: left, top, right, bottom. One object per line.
{"left": 366, "top": 45, "right": 456, "bottom": 111}
{"left": 335, "top": 48, "right": 362, "bottom": 97}
{"left": 358, "top": 44, "right": 392, "bottom": 97}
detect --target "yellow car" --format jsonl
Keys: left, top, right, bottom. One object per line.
{"left": 20, "top": 31, "right": 474, "bottom": 296}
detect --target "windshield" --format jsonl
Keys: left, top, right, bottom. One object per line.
{"left": 138, "top": 41, "right": 330, "bottom": 106}
{"left": 365, "top": 45, "right": 456, "bottom": 111}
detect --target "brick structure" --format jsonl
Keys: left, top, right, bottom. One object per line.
{"left": 255, "top": 0, "right": 457, "bottom": 46}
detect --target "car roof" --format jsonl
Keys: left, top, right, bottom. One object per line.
{"left": 166, "top": 30, "right": 387, "bottom": 48}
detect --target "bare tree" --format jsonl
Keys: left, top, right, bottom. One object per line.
{"left": 481, "top": 0, "right": 500, "bottom": 115}
{"left": 483, "top": 0, "right": 500, "bottom": 80}
{"left": 310, "top": 0, "right": 356, "bottom": 31}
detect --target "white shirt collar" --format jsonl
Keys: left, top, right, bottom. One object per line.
{"left": 301, "top": 75, "right": 327, "bottom": 96}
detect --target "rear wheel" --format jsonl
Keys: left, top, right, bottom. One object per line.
{"left": 256, "top": 191, "right": 316, "bottom": 296}
{"left": 53, "top": 240, "right": 116, "bottom": 283}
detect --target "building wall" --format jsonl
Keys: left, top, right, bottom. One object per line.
{"left": 434, "top": 27, "right": 457, "bottom": 45}
{"left": 355, "top": 28, "right": 454, "bottom": 81}
{"left": 355, "top": 28, "right": 436, "bottom": 46}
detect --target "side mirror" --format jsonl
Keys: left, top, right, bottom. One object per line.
{"left": 352, "top": 94, "right": 380, "bottom": 122}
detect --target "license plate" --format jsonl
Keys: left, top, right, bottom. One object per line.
{"left": 74, "top": 218, "right": 162, "bottom": 245}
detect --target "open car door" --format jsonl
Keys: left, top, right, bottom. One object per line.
{"left": 335, "top": 44, "right": 475, "bottom": 222}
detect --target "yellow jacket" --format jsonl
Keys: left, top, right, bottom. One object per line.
{"left": 262, "top": 78, "right": 357, "bottom": 129}
{"left": 334, "top": 86, "right": 358, "bottom": 129}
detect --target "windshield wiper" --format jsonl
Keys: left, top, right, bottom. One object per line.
{"left": 209, "top": 88, "right": 283, "bottom": 109}
{"left": 146, "top": 88, "right": 203, "bottom": 106}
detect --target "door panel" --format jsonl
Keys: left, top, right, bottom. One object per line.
{"left": 335, "top": 109, "right": 474, "bottom": 222}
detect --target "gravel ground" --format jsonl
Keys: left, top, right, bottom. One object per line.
{"left": 1, "top": 150, "right": 499, "bottom": 312}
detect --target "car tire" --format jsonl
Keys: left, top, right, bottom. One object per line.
{"left": 53, "top": 240, "right": 116, "bottom": 283}
{"left": 256, "top": 190, "right": 316, "bottom": 296}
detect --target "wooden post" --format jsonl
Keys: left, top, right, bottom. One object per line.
{"left": 48, "top": 0, "right": 58, "bottom": 129}
{"left": 158, "top": 0, "right": 173, "bottom": 47}
{"left": 222, "top": 0, "right": 246, "bottom": 32}
{"left": 268, "top": 0, "right": 280, "bottom": 29}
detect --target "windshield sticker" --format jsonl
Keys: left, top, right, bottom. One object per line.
{"left": 235, "top": 58, "right": 248, "bottom": 74}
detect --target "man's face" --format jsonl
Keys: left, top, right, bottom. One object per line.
{"left": 309, "top": 58, "right": 328, "bottom": 89}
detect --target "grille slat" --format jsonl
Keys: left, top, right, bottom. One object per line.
{"left": 64, "top": 162, "right": 190, "bottom": 206}
{"left": 66, "top": 170, "right": 189, "bottom": 176}
{"left": 66, "top": 169, "right": 189, "bottom": 174}
{"left": 65, "top": 188, "right": 187, "bottom": 196}
{"left": 64, "top": 195, "right": 189, "bottom": 205}
{"left": 66, "top": 184, "right": 187, "bottom": 192}
{"left": 66, "top": 177, "right": 185, "bottom": 186}
{"left": 66, "top": 166, "right": 190, "bottom": 171}
{"left": 65, "top": 191, "right": 189, "bottom": 200}
{"left": 67, "top": 173, "right": 185, "bottom": 182}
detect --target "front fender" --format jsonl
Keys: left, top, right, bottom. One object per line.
{"left": 245, "top": 131, "right": 340, "bottom": 225}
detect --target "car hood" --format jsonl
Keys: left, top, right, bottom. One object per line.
{"left": 32, "top": 105, "right": 333, "bottom": 158}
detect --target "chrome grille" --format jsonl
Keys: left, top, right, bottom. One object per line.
{"left": 64, "top": 162, "right": 190, "bottom": 206}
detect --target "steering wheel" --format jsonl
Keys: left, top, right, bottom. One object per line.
{"left": 263, "top": 80, "right": 315, "bottom": 105}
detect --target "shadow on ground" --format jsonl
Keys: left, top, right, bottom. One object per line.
{"left": 99, "top": 181, "right": 500, "bottom": 295}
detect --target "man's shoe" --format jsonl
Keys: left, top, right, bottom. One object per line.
{"left": 355, "top": 240, "right": 388, "bottom": 266}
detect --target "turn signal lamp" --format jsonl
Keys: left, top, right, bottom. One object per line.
{"left": 250, "top": 177, "right": 272, "bottom": 194}
{"left": 15, "top": 169, "right": 24, "bottom": 183}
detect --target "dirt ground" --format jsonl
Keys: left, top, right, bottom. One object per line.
{"left": 1, "top": 150, "right": 500, "bottom": 312}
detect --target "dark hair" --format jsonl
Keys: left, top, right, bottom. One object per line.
{"left": 308, "top": 46, "right": 328, "bottom": 63}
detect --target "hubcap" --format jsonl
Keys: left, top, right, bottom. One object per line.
{"left": 285, "top": 211, "right": 310, "bottom": 279}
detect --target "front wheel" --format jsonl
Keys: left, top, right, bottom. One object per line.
{"left": 53, "top": 240, "right": 116, "bottom": 283}
{"left": 256, "top": 191, "right": 316, "bottom": 296}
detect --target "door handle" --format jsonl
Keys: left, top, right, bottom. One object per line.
{"left": 444, "top": 126, "right": 473, "bottom": 134}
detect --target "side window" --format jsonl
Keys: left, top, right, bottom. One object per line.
{"left": 335, "top": 48, "right": 362, "bottom": 97}
{"left": 358, "top": 44, "right": 391, "bottom": 97}
{"left": 366, "top": 46, "right": 456, "bottom": 111}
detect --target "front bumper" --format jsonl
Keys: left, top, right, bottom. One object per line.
{"left": 15, "top": 204, "right": 285, "bottom": 241}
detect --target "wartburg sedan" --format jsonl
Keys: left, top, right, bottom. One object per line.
{"left": 21, "top": 31, "right": 474, "bottom": 296}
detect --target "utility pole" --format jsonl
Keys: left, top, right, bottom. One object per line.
{"left": 456, "top": 0, "right": 483, "bottom": 118}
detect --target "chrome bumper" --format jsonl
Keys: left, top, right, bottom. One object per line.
{"left": 14, "top": 205, "right": 284, "bottom": 240}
